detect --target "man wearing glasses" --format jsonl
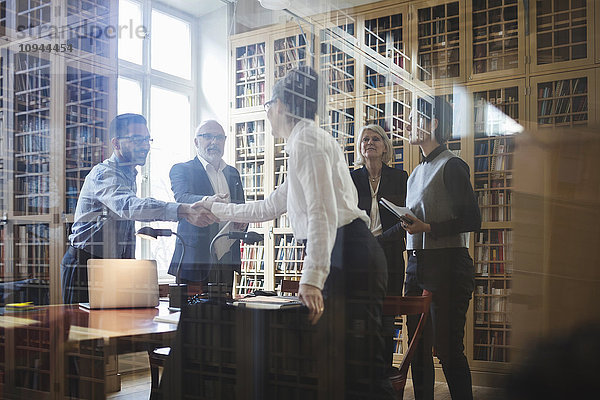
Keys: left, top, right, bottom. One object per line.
{"left": 168, "top": 120, "right": 245, "bottom": 294}
{"left": 61, "top": 114, "right": 217, "bottom": 303}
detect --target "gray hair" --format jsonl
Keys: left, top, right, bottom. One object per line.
{"left": 354, "top": 124, "right": 393, "bottom": 167}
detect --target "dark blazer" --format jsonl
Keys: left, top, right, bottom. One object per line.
{"left": 168, "top": 158, "right": 245, "bottom": 282}
{"left": 351, "top": 164, "right": 408, "bottom": 295}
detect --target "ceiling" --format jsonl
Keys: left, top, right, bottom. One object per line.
{"left": 153, "top": 0, "right": 382, "bottom": 19}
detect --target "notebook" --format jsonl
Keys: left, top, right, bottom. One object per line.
{"left": 79, "top": 259, "right": 159, "bottom": 309}
{"left": 232, "top": 295, "right": 303, "bottom": 310}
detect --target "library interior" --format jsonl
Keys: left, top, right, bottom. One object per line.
{"left": 0, "top": 0, "right": 599, "bottom": 399}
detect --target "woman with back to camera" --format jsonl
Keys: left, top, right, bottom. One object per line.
{"left": 197, "top": 66, "right": 395, "bottom": 399}
{"left": 351, "top": 124, "right": 408, "bottom": 375}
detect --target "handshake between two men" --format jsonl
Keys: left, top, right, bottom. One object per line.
{"left": 177, "top": 193, "right": 230, "bottom": 227}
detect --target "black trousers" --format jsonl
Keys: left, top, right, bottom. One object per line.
{"left": 379, "top": 239, "right": 406, "bottom": 371}
{"left": 324, "top": 219, "right": 396, "bottom": 400}
{"left": 60, "top": 246, "right": 98, "bottom": 304}
{"left": 404, "top": 248, "right": 475, "bottom": 400}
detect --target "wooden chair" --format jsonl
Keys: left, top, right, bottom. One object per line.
{"left": 383, "top": 290, "right": 432, "bottom": 400}
{"left": 280, "top": 280, "right": 432, "bottom": 399}
{"left": 149, "top": 346, "right": 171, "bottom": 390}
{"left": 280, "top": 279, "right": 300, "bottom": 294}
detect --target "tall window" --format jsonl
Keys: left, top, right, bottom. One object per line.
{"left": 118, "top": 0, "right": 195, "bottom": 281}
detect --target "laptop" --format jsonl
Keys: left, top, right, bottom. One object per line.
{"left": 79, "top": 259, "right": 159, "bottom": 309}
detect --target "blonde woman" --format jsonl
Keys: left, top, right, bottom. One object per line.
{"left": 351, "top": 124, "right": 408, "bottom": 374}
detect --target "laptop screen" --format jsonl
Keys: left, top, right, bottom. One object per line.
{"left": 86, "top": 259, "right": 159, "bottom": 309}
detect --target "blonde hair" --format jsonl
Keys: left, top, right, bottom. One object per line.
{"left": 354, "top": 124, "right": 393, "bottom": 167}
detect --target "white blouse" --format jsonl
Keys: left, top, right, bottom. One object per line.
{"left": 211, "top": 120, "right": 368, "bottom": 290}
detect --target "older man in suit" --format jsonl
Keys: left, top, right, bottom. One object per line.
{"left": 168, "top": 120, "right": 245, "bottom": 292}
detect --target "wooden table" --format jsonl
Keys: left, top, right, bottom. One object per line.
{"left": 0, "top": 301, "right": 178, "bottom": 399}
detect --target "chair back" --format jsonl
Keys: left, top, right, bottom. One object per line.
{"left": 383, "top": 290, "right": 432, "bottom": 400}
{"left": 280, "top": 279, "right": 300, "bottom": 295}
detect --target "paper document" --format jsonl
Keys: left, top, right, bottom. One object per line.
{"left": 153, "top": 312, "right": 180, "bottom": 325}
{"left": 215, "top": 221, "right": 235, "bottom": 260}
{"left": 379, "top": 198, "right": 417, "bottom": 221}
{"left": 233, "top": 296, "right": 303, "bottom": 310}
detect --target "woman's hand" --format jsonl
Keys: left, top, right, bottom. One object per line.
{"left": 298, "top": 283, "right": 325, "bottom": 325}
{"left": 401, "top": 214, "right": 431, "bottom": 235}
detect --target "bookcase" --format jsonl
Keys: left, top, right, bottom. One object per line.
{"left": 228, "top": 0, "right": 599, "bottom": 384}
{"left": 413, "top": 0, "right": 465, "bottom": 85}
{"left": 466, "top": 0, "right": 525, "bottom": 80}
{"left": 530, "top": 0, "right": 595, "bottom": 72}
{"left": 0, "top": 0, "right": 116, "bottom": 306}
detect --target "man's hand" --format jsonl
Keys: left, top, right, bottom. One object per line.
{"left": 198, "top": 193, "right": 229, "bottom": 209}
{"left": 298, "top": 283, "right": 325, "bottom": 325}
{"left": 401, "top": 214, "right": 431, "bottom": 235}
{"left": 178, "top": 203, "right": 219, "bottom": 227}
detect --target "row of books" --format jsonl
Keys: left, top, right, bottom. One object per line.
{"left": 67, "top": 103, "right": 108, "bottom": 124}
{"left": 15, "top": 196, "right": 50, "bottom": 215}
{"left": 275, "top": 236, "right": 305, "bottom": 272}
{"left": 16, "top": 223, "right": 50, "bottom": 265}
{"left": 235, "top": 82, "right": 265, "bottom": 108}
{"left": 475, "top": 230, "right": 513, "bottom": 275}
{"left": 476, "top": 182, "right": 512, "bottom": 222}
{"left": 239, "top": 163, "right": 264, "bottom": 191}
{"left": 474, "top": 330, "right": 510, "bottom": 362}
{"left": 479, "top": 196, "right": 512, "bottom": 223}
{"left": 474, "top": 286, "right": 511, "bottom": 325}
{"left": 15, "top": 174, "right": 50, "bottom": 194}
{"left": 15, "top": 154, "right": 50, "bottom": 174}
{"left": 237, "top": 276, "right": 265, "bottom": 295}
{"left": 322, "top": 57, "right": 355, "bottom": 94}
{"left": 538, "top": 78, "right": 586, "bottom": 99}
{"left": 235, "top": 43, "right": 266, "bottom": 81}
{"left": 66, "top": 126, "right": 105, "bottom": 145}
{"left": 539, "top": 95, "right": 587, "bottom": 119}
{"left": 65, "top": 146, "right": 104, "bottom": 169}
{"left": 236, "top": 129, "right": 265, "bottom": 157}
{"left": 273, "top": 36, "right": 307, "bottom": 67}
{"left": 240, "top": 244, "right": 265, "bottom": 272}
{"left": 474, "top": 138, "right": 511, "bottom": 172}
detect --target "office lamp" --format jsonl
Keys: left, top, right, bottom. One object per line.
{"left": 136, "top": 226, "right": 188, "bottom": 309}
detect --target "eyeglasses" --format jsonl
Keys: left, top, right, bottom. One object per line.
{"left": 197, "top": 134, "right": 227, "bottom": 143}
{"left": 119, "top": 135, "right": 153, "bottom": 145}
{"left": 264, "top": 98, "right": 277, "bottom": 112}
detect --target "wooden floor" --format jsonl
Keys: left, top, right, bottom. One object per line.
{"left": 108, "top": 368, "right": 506, "bottom": 400}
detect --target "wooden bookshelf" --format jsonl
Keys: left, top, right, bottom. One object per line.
{"left": 0, "top": 1, "right": 117, "bottom": 308}
{"left": 13, "top": 52, "right": 51, "bottom": 216}
{"left": 233, "top": 41, "right": 266, "bottom": 111}
{"left": 363, "top": 9, "right": 410, "bottom": 73}
{"left": 531, "top": 0, "right": 595, "bottom": 72}
{"left": 531, "top": 71, "right": 596, "bottom": 128}
{"left": 467, "top": 0, "right": 524, "bottom": 79}
{"left": 226, "top": 0, "right": 599, "bottom": 383}
{"left": 414, "top": 0, "right": 463, "bottom": 85}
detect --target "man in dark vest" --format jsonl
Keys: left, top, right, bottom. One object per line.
{"left": 400, "top": 97, "right": 481, "bottom": 400}
{"left": 168, "top": 120, "right": 245, "bottom": 293}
